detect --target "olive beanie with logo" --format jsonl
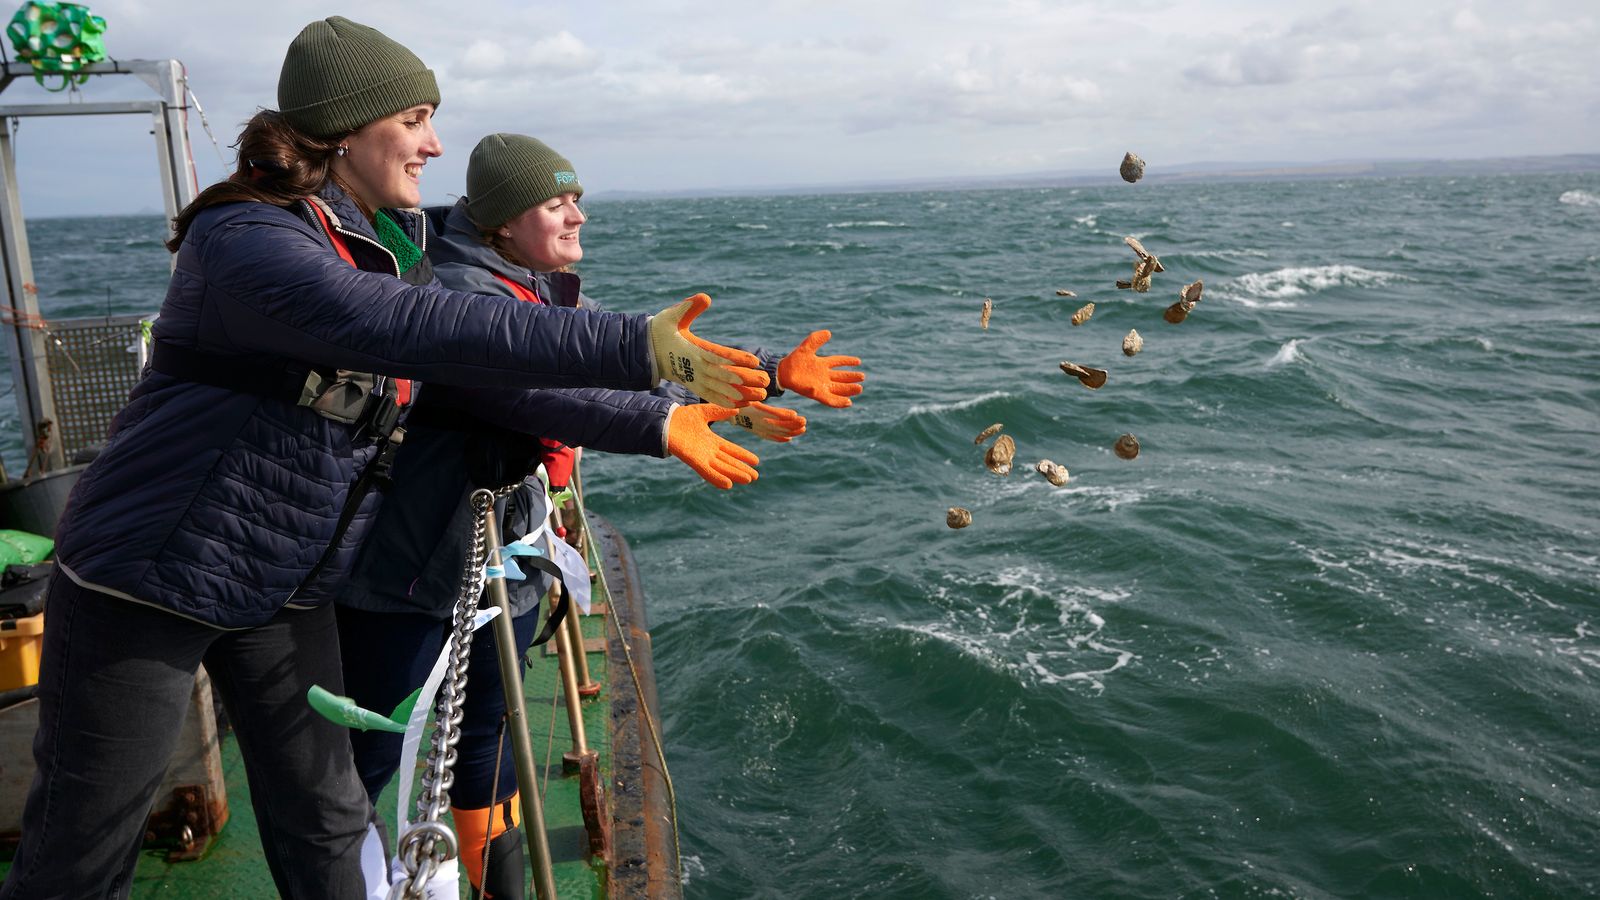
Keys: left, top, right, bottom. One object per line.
{"left": 466, "top": 133, "right": 583, "bottom": 229}
{"left": 278, "top": 16, "right": 440, "bottom": 138}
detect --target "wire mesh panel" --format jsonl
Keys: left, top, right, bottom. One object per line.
{"left": 42, "top": 315, "right": 146, "bottom": 460}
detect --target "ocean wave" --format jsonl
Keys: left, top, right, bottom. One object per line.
{"left": 906, "top": 390, "right": 1008, "bottom": 416}
{"left": 825, "top": 220, "right": 907, "bottom": 229}
{"left": 735, "top": 222, "right": 769, "bottom": 230}
{"left": 1267, "top": 338, "right": 1305, "bottom": 367}
{"left": 1072, "top": 214, "right": 1097, "bottom": 227}
{"left": 1558, "top": 189, "right": 1600, "bottom": 207}
{"left": 1178, "top": 248, "right": 1270, "bottom": 259}
{"left": 1231, "top": 264, "right": 1405, "bottom": 300}
{"left": 1056, "top": 483, "right": 1147, "bottom": 512}
{"left": 783, "top": 240, "right": 846, "bottom": 253}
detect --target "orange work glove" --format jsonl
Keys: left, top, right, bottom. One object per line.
{"left": 728, "top": 401, "right": 806, "bottom": 443}
{"left": 776, "top": 330, "right": 865, "bottom": 408}
{"left": 667, "top": 404, "right": 761, "bottom": 489}
{"left": 649, "top": 294, "right": 769, "bottom": 407}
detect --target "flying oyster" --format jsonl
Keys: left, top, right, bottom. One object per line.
{"left": 981, "top": 297, "right": 992, "bottom": 330}
{"left": 1035, "top": 459, "right": 1069, "bottom": 486}
{"left": 1058, "top": 360, "right": 1108, "bottom": 389}
{"left": 1120, "top": 152, "right": 1146, "bottom": 184}
{"left": 1071, "top": 302, "right": 1095, "bottom": 326}
{"left": 1114, "top": 433, "right": 1140, "bottom": 460}
{"left": 1122, "top": 329, "right": 1143, "bottom": 356}
{"left": 973, "top": 423, "right": 1003, "bottom": 445}
{"left": 984, "top": 434, "right": 1016, "bottom": 475}
{"left": 1165, "top": 280, "right": 1203, "bottom": 324}
{"left": 1055, "top": 289, "right": 1077, "bottom": 297}
{"left": 1116, "top": 236, "right": 1164, "bottom": 293}
{"left": 946, "top": 507, "right": 972, "bottom": 529}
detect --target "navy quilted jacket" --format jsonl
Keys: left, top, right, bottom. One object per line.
{"left": 340, "top": 200, "right": 679, "bottom": 619}
{"left": 54, "top": 183, "right": 657, "bottom": 629}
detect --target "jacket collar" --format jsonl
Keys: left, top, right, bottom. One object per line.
{"left": 435, "top": 197, "right": 537, "bottom": 288}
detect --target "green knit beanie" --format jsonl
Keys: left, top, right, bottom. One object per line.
{"left": 466, "top": 133, "right": 583, "bottom": 229}
{"left": 278, "top": 17, "right": 440, "bottom": 138}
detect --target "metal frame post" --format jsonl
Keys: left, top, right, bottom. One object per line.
{"left": 0, "top": 60, "right": 202, "bottom": 467}
{"left": 482, "top": 509, "right": 558, "bottom": 900}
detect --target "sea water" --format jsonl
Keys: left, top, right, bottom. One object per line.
{"left": 4, "top": 172, "right": 1598, "bottom": 897}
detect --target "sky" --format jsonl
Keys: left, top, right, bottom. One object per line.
{"left": 3, "top": 0, "right": 1596, "bottom": 215}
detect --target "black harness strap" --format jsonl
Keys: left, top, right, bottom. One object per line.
{"left": 148, "top": 339, "right": 408, "bottom": 595}
{"left": 493, "top": 554, "right": 570, "bottom": 647}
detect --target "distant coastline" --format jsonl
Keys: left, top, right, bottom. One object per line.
{"left": 591, "top": 152, "right": 1600, "bottom": 202}
{"left": 28, "top": 152, "right": 1600, "bottom": 218}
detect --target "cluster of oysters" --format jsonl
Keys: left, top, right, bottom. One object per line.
{"left": 949, "top": 151, "right": 1207, "bottom": 529}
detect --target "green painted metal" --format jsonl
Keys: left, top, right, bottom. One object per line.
{"left": 0, "top": 609, "right": 615, "bottom": 898}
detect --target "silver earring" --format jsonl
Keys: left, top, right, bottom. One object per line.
{"left": 499, "top": 230, "right": 511, "bottom": 238}
{"left": 336, "top": 145, "right": 348, "bottom": 157}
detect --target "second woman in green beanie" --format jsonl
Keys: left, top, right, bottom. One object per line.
{"left": 0, "top": 18, "right": 776, "bottom": 900}
{"left": 336, "top": 132, "right": 867, "bottom": 895}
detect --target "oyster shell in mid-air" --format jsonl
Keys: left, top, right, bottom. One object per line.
{"left": 946, "top": 507, "right": 972, "bottom": 529}
{"left": 981, "top": 298, "right": 992, "bottom": 330}
{"left": 1117, "top": 236, "right": 1164, "bottom": 293}
{"left": 984, "top": 434, "right": 1016, "bottom": 475}
{"left": 1114, "top": 433, "right": 1140, "bottom": 460}
{"left": 1055, "top": 289, "right": 1077, "bottom": 297}
{"left": 1122, "top": 329, "right": 1143, "bottom": 356}
{"left": 1071, "top": 302, "right": 1095, "bottom": 326}
{"left": 973, "top": 423, "right": 1003, "bottom": 445}
{"left": 1120, "top": 152, "right": 1145, "bottom": 184}
{"left": 1058, "top": 361, "right": 1109, "bottom": 389}
{"left": 1165, "top": 279, "right": 1203, "bottom": 324}
{"left": 1035, "top": 459, "right": 1070, "bottom": 486}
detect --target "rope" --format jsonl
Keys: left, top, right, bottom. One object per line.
{"left": 482, "top": 716, "right": 507, "bottom": 892}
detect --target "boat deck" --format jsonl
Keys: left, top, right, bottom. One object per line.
{"left": 0, "top": 512, "right": 657, "bottom": 899}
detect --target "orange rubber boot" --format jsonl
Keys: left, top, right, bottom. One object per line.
{"left": 452, "top": 797, "right": 525, "bottom": 899}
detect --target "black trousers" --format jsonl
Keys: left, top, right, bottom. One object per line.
{"left": 337, "top": 604, "right": 541, "bottom": 811}
{"left": 0, "top": 573, "right": 370, "bottom": 899}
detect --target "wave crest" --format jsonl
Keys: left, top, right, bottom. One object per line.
{"left": 1232, "top": 264, "right": 1404, "bottom": 300}
{"left": 1559, "top": 190, "right": 1600, "bottom": 207}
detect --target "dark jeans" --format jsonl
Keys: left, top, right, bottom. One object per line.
{"left": 0, "top": 574, "right": 370, "bottom": 900}
{"left": 338, "top": 604, "right": 540, "bottom": 811}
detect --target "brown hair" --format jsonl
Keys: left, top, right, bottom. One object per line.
{"left": 166, "top": 110, "right": 345, "bottom": 252}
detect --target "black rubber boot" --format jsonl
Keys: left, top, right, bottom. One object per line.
{"left": 472, "top": 826, "right": 526, "bottom": 899}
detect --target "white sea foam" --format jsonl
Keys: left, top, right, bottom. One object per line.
{"left": 734, "top": 222, "right": 769, "bottom": 230}
{"left": 1267, "top": 338, "right": 1304, "bottom": 367}
{"left": 1558, "top": 189, "right": 1600, "bottom": 207}
{"left": 825, "top": 220, "right": 907, "bottom": 229}
{"left": 1232, "top": 264, "right": 1404, "bottom": 300}
{"left": 1058, "top": 483, "right": 1147, "bottom": 512}
{"left": 784, "top": 240, "right": 846, "bottom": 253}
{"left": 1072, "top": 214, "right": 1097, "bottom": 228}
{"left": 907, "top": 390, "right": 1008, "bottom": 416}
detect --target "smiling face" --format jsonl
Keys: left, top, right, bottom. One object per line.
{"left": 501, "top": 192, "right": 586, "bottom": 272}
{"left": 332, "top": 104, "right": 442, "bottom": 210}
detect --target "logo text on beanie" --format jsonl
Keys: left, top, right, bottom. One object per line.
{"left": 553, "top": 171, "right": 578, "bottom": 185}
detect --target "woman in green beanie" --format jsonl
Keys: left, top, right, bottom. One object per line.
{"left": 336, "top": 132, "right": 867, "bottom": 895}
{"left": 0, "top": 19, "right": 775, "bottom": 900}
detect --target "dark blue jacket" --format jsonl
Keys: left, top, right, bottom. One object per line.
{"left": 339, "top": 199, "right": 677, "bottom": 619}
{"left": 54, "top": 183, "right": 659, "bottom": 629}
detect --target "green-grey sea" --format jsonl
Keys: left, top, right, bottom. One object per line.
{"left": 5, "top": 173, "right": 1599, "bottom": 898}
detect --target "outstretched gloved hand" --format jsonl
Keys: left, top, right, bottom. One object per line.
{"left": 777, "top": 330, "right": 865, "bottom": 408}
{"left": 668, "top": 404, "right": 761, "bottom": 489}
{"left": 728, "top": 401, "right": 807, "bottom": 443}
{"left": 650, "top": 295, "right": 769, "bottom": 407}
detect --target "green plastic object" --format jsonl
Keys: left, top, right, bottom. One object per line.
{"left": 306, "top": 684, "right": 420, "bottom": 733}
{"left": 0, "top": 528, "right": 52, "bottom": 566}
{"left": 6, "top": 2, "right": 108, "bottom": 92}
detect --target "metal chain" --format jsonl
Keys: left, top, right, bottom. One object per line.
{"left": 391, "top": 486, "right": 512, "bottom": 899}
